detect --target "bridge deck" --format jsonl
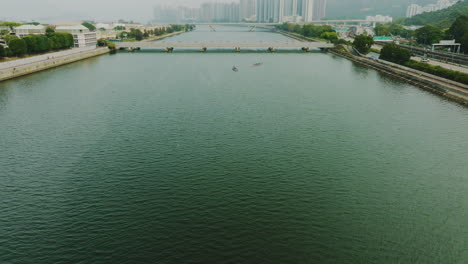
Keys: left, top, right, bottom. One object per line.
{"left": 116, "top": 42, "right": 334, "bottom": 49}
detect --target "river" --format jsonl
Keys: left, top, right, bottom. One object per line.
{"left": 0, "top": 26, "right": 466, "bottom": 264}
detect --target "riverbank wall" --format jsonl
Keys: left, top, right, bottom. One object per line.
{"left": 0, "top": 47, "right": 110, "bottom": 82}
{"left": 330, "top": 50, "right": 468, "bottom": 105}
{"left": 141, "top": 31, "right": 185, "bottom": 42}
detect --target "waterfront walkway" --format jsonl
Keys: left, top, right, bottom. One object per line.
{"left": 0, "top": 46, "right": 98, "bottom": 70}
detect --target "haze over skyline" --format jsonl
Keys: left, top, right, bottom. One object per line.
{"left": 1, "top": 0, "right": 437, "bottom": 22}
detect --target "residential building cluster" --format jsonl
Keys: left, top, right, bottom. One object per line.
{"left": 153, "top": 0, "right": 328, "bottom": 24}
{"left": 406, "top": 0, "right": 456, "bottom": 18}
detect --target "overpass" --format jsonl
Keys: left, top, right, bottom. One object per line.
{"left": 115, "top": 41, "right": 334, "bottom": 51}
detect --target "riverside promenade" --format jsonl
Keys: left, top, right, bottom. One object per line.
{"left": 0, "top": 47, "right": 109, "bottom": 82}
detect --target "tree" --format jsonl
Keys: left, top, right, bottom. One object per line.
{"left": 353, "top": 34, "right": 374, "bottom": 54}
{"left": 8, "top": 38, "right": 28, "bottom": 57}
{"left": 379, "top": 42, "right": 411, "bottom": 65}
{"left": 461, "top": 34, "right": 468, "bottom": 53}
{"left": 0, "top": 45, "right": 5, "bottom": 59}
{"left": 82, "top": 22, "right": 96, "bottom": 31}
{"left": 446, "top": 15, "right": 468, "bottom": 53}
{"left": 113, "top": 26, "right": 125, "bottom": 31}
{"left": 374, "top": 24, "right": 391, "bottom": 36}
{"left": 97, "top": 38, "right": 107, "bottom": 47}
{"left": 4, "top": 35, "right": 19, "bottom": 45}
{"left": 320, "top": 32, "right": 338, "bottom": 41}
{"left": 415, "top": 25, "right": 443, "bottom": 45}
{"left": 0, "top": 30, "right": 9, "bottom": 37}
{"left": 46, "top": 27, "right": 55, "bottom": 37}
{"left": 23, "top": 35, "right": 39, "bottom": 53}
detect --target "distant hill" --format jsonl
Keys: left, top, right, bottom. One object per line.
{"left": 326, "top": 0, "right": 435, "bottom": 19}
{"left": 403, "top": 0, "right": 468, "bottom": 28}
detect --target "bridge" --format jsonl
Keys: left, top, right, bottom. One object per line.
{"left": 115, "top": 41, "right": 334, "bottom": 51}
{"left": 194, "top": 20, "right": 382, "bottom": 27}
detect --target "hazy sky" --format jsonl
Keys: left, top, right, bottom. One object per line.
{"left": 1, "top": 0, "right": 432, "bottom": 23}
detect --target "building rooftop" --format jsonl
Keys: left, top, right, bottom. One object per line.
{"left": 56, "top": 25, "right": 89, "bottom": 31}
{"left": 15, "top": 25, "right": 46, "bottom": 30}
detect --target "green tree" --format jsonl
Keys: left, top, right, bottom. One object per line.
{"left": 82, "top": 22, "right": 96, "bottom": 31}
{"left": 379, "top": 42, "right": 411, "bottom": 65}
{"left": 353, "top": 34, "right": 374, "bottom": 54}
{"left": 320, "top": 32, "right": 338, "bottom": 41}
{"left": 8, "top": 38, "right": 28, "bottom": 57}
{"left": 0, "top": 30, "right": 9, "bottom": 37}
{"left": 97, "top": 38, "right": 107, "bottom": 47}
{"left": 461, "top": 34, "right": 468, "bottom": 53}
{"left": 446, "top": 15, "right": 468, "bottom": 53}
{"left": 0, "top": 22, "right": 21, "bottom": 28}
{"left": 0, "top": 45, "right": 5, "bottom": 59}
{"left": 4, "top": 35, "right": 19, "bottom": 45}
{"left": 374, "top": 24, "right": 391, "bottom": 36}
{"left": 415, "top": 25, "right": 444, "bottom": 45}
{"left": 22, "top": 35, "right": 39, "bottom": 53}
{"left": 36, "top": 35, "right": 50, "bottom": 52}
{"left": 113, "top": 26, "right": 126, "bottom": 31}
{"left": 46, "top": 27, "right": 55, "bottom": 37}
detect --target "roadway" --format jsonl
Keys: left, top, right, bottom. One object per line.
{"left": 371, "top": 43, "right": 468, "bottom": 74}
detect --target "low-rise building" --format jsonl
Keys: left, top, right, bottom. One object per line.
{"left": 14, "top": 25, "right": 46, "bottom": 37}
{"left": 55, "top": 25, "right": 97, "bottom": 48}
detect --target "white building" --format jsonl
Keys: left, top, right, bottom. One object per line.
{"left": 302, "top": 0, "right": 314, "bottom": 22}
{"left": 55, "top": 25, "right": 97, "bottom": 48}
{"left": 406, "top": 4, "right": 423, "bottom": 18}
{"left": 14, "top": 25, "right": 46, "bottom": 38}
{"left": 366, "top": 15, "right": 393, "bottom": 23}
{"left": 256, "top": 0, "right": 285, "bottom": 23}
{"left": 313, "top": 0, "right": 327, "bottom": 20}
{"left": 240, "top": 0, "right": 256, "bottom": 21}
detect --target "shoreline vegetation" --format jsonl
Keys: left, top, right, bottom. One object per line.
{"left": 0, "top": 28, "right": 74, "bottom": 61}
{"left": 114, "top": 24, "right": 195, "bottom": 42}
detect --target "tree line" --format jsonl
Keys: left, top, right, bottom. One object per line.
{"left": 374, "top": 15, "right": 468, "bottom": 53}
{"left": 116, "top": 24, "right": 195, "bottom": 41}
{"left": 0, "top": 28, "right": 74, "bottom": 58}
{"left": 276, "top": 23, "right": 339, "bottom": 41}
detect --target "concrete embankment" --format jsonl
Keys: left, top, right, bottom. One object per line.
{"left": 141, "top": 31, "right": 185, "bottom": 42}
{"left": 0, "top": 47, "right": 110, "bottom": 82}
{"left": 330, "top": 50, "right": 468, "bottom": 105}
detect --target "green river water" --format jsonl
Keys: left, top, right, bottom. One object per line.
{"left": 0, "top": 26, "right": 467, "bottom": 264}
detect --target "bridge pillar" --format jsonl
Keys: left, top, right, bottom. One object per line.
{"left": 200, "top": 47, "right": 207, "bottom": 52}
{"left": 268, "top": 47, "right": 276, "bottom": 53}
{"left": 234, "top": 47, "right": 241, "bottom": 52}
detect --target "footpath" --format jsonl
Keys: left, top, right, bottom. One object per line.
{"left": 0, "top": 47, "right": 109, "bottom": 82}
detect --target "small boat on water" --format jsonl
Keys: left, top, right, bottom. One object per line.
{"left": 252, "top": 62, "right": 263, "bottom": 67}
{"left": 232, "top": 66, "right": 239, "bottom": 72}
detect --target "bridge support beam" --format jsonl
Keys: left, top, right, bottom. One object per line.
{"left": 200, "top": 47, "right": 207, "bottom": 52}
{"left": 268, "top": 47, "right": 276, "bottom": 53}
{"left": 164, "top": 47, "right": 174, "bottom": 53}
{"left": 234, "top": 47, "right": 241, "bottom": 52}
